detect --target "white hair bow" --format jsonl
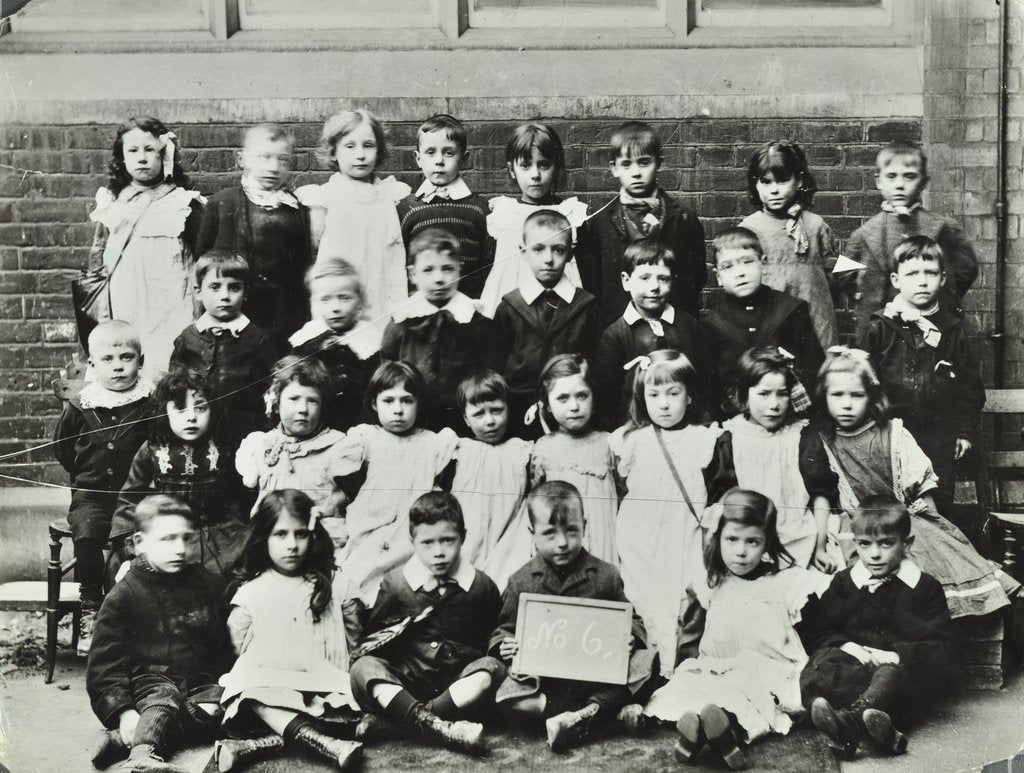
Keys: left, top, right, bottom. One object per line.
{"left": 623, "top": 355, "right": 652, "bottom": 372}
{"left": 159, "top": 132, "right": 177, "bottom": 181}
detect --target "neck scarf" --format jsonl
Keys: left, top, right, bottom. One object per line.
{"left": 881, "top": 200, "right": 922, "bottom": 218}
{"left": 883, "top": 294, "right": 942, "bottom": 347}
{"left": 241, "top": 175, "right": 299, "bottom": 209}
{"left": 783, "top": 203, "right": 810, "bottom": 255}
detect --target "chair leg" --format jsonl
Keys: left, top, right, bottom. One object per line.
{"left": 46, "top": 525, "right": 64, "bottom": 685}
{"left": 1004, "top": 525, "right": 1018, "bottom": 578}
{"left": 71, "top": 608, "right": 81, "bottom": 652}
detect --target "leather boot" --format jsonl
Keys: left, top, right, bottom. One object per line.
{"left": 674, "top": 710, "right": 704, "bottom": 764}
{"left": 354, "top": 713, "right": 394, "bottom": 745}
{"left": 862, "top": 708, "right": 908, "bottom": 755}
{"left": 91, "top": 729, "right": 128, "bottom": 769}
{"left": 407, "top": 704, "right": 487, "bottom": 756}
{"left": 701, "top": 704, "right": 746, "bottom": 771}
{"left": 293, "top": 725, "right": 363, "bottom": 770}
{"left": 810, "top": 697, "right": 861, "bottom": 759}
{"left": 112, "top": 744, "right": 189, "bottom": 773}
{"left": 545, "top": 702, "right": 600, "bottom": 753}
{"left": 214, "top": 734, "right": 285, "bottom": 772}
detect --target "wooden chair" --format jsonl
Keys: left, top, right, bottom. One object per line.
{"left": 974, "top": 389, "right": 1024, "bottom": 578}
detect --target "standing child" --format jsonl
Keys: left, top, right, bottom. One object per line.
{"left": 447, "top": 371, "right": 532, "bottom": 588}
{"left": 798, "top": 496, "right": 960, "bottom": 760}
{"left": 289, "top": 258, "right": 381, "bottom": 431}
{"left": 197, "top": 123, "right": 313, "bottom": 353}
{"left": 112, "top": 368, "right": 252, "bottom": 580}
{"left": 590, "top": 121, "right": 707, "bottom": 324}
{"left": 235, "top": 356, "right": 348, "bottom": 546}
{"left": 609, "top": 350, "right": 722, "bottom": 675}
{"left": 297, "top": 109, "right": 411, "bottom": 326}
{"left": 848, "top": 142, "right": 979, "bottom": 338}
{"left": 170, "top": 250, "right": 275, "bottom": 419}
{"left": 528, "top": 354, "right": 618, "bottom": 565}
{"left": 799, "top": 347, "right": 1018, "bottom": 619}
{"left": 592, "top": 238, "right": 713, "bottom": 428}
{"left": 479, "top": 122, "right": 597, "bottom": 317}
{"left": 215, "top": 490, "right": 362, "bottom": 772}
{"left": 490, "top": 481, "right": 656, "bottom": 752}
{"left": 53, "top": 320, "right": 153, "bottom": 655}
{"left": 702, "top": 227, "right": 824, "bottom": 411}
{"left": 397, "top": 114, "right": 494, "bottom": 299}
{"left": 381, "top": 227, "right": 496, "bottom": 431}
{"left": 88, "top": 117, "right": 201, "bottom": 373}
{"left": 334, "top": 361, "right": 459, "bottom": 610}
{"left": 705, "top": 347, "right": 835, "bottom": 570}
{"left": 493, "top": 210, "right": 600, "bottom": 436}
{"left": 645, "top": 489, "right": 829, "bottom": 771}
{"left": 740, "top": 140, "right": 838, "bottom": 349}
{"left": 86, "top": 496, "right": 229, "bottom": 773}
{"left": 350, "top": 492, "right": 504, "bottom": 756}
{"left": 858, "top": 235, "right": 985, "bottom": 515}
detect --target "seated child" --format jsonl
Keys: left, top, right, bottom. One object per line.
{"left": 489, "top": 481, "right": 656, "bottom": 753}
{"left": 858, "top": 235, "right": 985, "bottom": 515}
{"left": 350, "top": 491, "right": 504, "bottom": 756}
{"left": 397, "top": 114, "right": 494, "bottom": 299}
{"left": 289, "top": 258, "right": 381, "bottom": 431}
{"left": 53, "top": 320, "right": 153, "bottom": 654}
{"left": 196, "top": 123, "right": 312, "bottom": 353}
{"left": 589, "top": 121, "right": 707, "bottom": 324}
{"left": 493, "top": 209, "right": 600, "bottom": 436}
{"left": 215, "top": 490, "right": 361, "bottom": 772}
{"left": 170, "top": 249, "right": 276, "bottom": 419}
{"left": 86, "top": 495, "right": 230, "bottom": 773}
{"left": 381, "top": 227, "right": 496, "bottom": 432}
{"left": 592, "top": 238, "right": 713, "bottom": 427}
{"left": 848, "top": 141, "right": 979, "bottom": 338}
{"left": 798, "top": 495, "right": 960, "bottom": 759}
{"left": 701, "top": 227, "right": 823, "bottom": 414}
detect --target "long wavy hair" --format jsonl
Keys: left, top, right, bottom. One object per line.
{"left": 108, "top": 116, "right": 190, "bottom": 196}
{"left": 149, "top": 366, "right": 220, "bottom": 446}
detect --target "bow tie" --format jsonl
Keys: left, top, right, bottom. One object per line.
{"left": 881, "top": 201, "right": 921, "bottom": 218}
{"left": 883, "top": 297, "right": 941, "bottom": 348}
{"left": 863, "top": 575, "right": 894, "bottom": 593}
{"left": 420, "top": 184, "right": 452, "bottom": 203}
{"left": 784, "top": 203, "right": 810, "bottom": 255}
{"left": 208, "top": 325, "right": 241, "bottom": 338}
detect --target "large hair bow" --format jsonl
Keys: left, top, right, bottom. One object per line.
{"left": 159, "top": 132, "right": 177, "bottom": 180}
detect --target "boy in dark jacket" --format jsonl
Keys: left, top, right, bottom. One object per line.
{"left": 493, "top": 210, "right": 600, "bottom": 437}
{"left": 490, "top": 481, "right": 656, "bottom": 753}
{"left": 349, "top": 492, "right": 504, "bottom": 756}
{"left": 858, "top": 235, "right": 985, "bottom": 514}
{"left": 798, "top": 495, "right": 959, "bottom": 759}
{"left": 86, "top": 495, "right": 231, "bottom": 772}
{"left": 589, "top": 121, "right": 707, "bottom": 325}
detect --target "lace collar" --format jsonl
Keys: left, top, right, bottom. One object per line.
{"left": 79, "top": 376, "right": 154, "bottom": 409}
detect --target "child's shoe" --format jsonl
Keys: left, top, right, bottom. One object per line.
{"left": 354, "top": 713, "right": 393, "bottom": 744}
{"left": 214, "top": 734, "right": 284, "bottom": 772}
{"left": 112, "top": 744, "right": 188, "bottom": 773}
{"left": 78, "top": 608, "right": 98, "bottom": 657}
{"left": 617, "top": 703, "right": 648, "bottom": 734}
{"left": 810, "top": 697, "right": 860, "bottom": 759}
{"left": 700, "top": 704, "right": 746, "bottom": 770}
{"left": 673, "top": 710, "right": 704, "bottom": 764}
{"left": 91, "top": 729, "right": 128, "bottom": 769}
{"left": 862, "top": 708, "right": 908, "bottom": 755}
{"left": 292, "top": 726, "right": 362, "bottom": 770}
{"left": 408, "top": 705, "right": 487, "bottom": 756}
{"left": 546, "top": 702, "right": 600, "bottom": 752}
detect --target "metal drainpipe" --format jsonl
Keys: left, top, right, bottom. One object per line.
{"left": 993, "top": 0, "right": 1009, "bottom": 389}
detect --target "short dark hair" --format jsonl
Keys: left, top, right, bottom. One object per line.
{"left": 418, "top": 114, "right": 468, "bottom": 154}
{"left": 409, "top": 491, "right": 466, "bottom": 539}
{"left": 893, "top": 234, "right": 945, "bottom": 271}
{"left": 712, "top": 226, "right": 763, "bottom": 265}
{"left": 505, "top": 122, "right": 565, "bottom": 173}
{"left": 526, "top": 480, "right": 585, "bottom": 529}
{"left": 364, "top": 360, "right": 427, "bottom": 422}
{"left": 729, "top": 347, "right": 801, "bottom": 416}
{"left": 408, "top": 226, "right": 461, "bottom": 267}
{"left": 621, "top": 238, "right": 676, "bottom": 274}
{"left": 150, "top": 366, "right": 218, "bottom": 444}
{"left": 746, "top": 140, "right": 817, "bottom": 208}
{"left": 243, "top": 123, "right": 295, "bottom": 150}
{"left": 609, "top": 121, "right": 662, "bottom": 161}
{"left": 850, "top": 494, "right": 912, "bottom": 540}
{"left": 876, "top": 141, "right": 928, "bottom": 181}
{"left": 457, "top": 369, "right": 509, "bottom": 410}
{"left": 134, "top": 494, "right": 197, "bottom": 534}
{"left": 194, "top": 249, "right": 249, "bottom": 287}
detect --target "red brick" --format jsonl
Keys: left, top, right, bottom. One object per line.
{"left": 803, "top": 146, "right": 842, "bottom": 167}
{"left": 19, "top": 248, "right": 90, "bottom": 271}
{"left": 43, "top": 321, "right": 79, "bottom": 344}
{"left": 14, "top": 199, "right": 90, "bottom": 223}
{"left": 796, "top": 122, "right": 863, "bottom": 143}
{"left": 843, "top": 146, "right": 882, "bottom": 166}
{"left": 696, "top": 146, "right": 734, "bottom": 168}
{"left": 0, "top": 321, "right": 42, "bottom": 344}
{"left": 25, "top": 295, "right": 74, "bottom": 319}
{"left": 10, "top": 151, "right": 66, "bottom": 174}
{"left": 661, "top": 146, "right": 696, "bottom": 169}
{"left": 22, "top": 345, "right": 79, "bottom": 368}
{"left": 0, "top": 271, "right": 35, "bottom": 293}
{"left": 866, "top": 121, "right": 923, "bottom": 142}
{"left": 0, "top": 224, "right": 34, "bottom": 246}
{"left": 174, "top": 125, "right": 246, "bottom": 149}
{"left": 0, "top": 249, "right": 18, "bottom": 271}
{"left": 0, "top": 127, "right": 64, "bottom": 151}
{"left": 63, "top": 125, "right": 120, "bottom": 150}
{"left": 195, "top": 149, "right": 239, "bottom": 173}
{"left": 698, "top": 194, "right": 740, "bottom": 218}
{"left": 0, "top": 297, "right": 22, "bottom": 318}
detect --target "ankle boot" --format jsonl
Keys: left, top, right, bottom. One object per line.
{"left": 674, "top": 710, "right": 704, "bottom": 764}
{"left": 293, "top": 725, "right": 363, "bottom": 770}
{"left": 810, "top": 697, "right": 861, "bottom": 759}
{"left": 546, "top": 702, "right": 600, "bottom": 753}
{"left": 407, "top": 704, "right": 487, "bottom": 756}
{"left": 354, "top": 713, "right": 394, "bottom": 745}
{"left": 112, "top": 744, "right": 189, "bottom": 773}
{"left": 92, "top": 729, "right": 128, "bottom": 769}
{"left": 861, "top": 709, "right": 908, "bottom": 755}
{"left": 700, "top": 704, "right": 746, "bottom": 771}
{"left": 214, "top": 734, "right": 284, "bottom": 772}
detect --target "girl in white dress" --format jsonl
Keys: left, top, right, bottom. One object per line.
{"left": 609, "top": 349, "right": 722, "bottom": 676}
{"left": 529, "top": 354, "right": 618, "bottom": 565}
{"left": 706, "top": 346, "right": 840, "bottom": 571}
{"left": 89, "top": 117, "right": 202, "bottom": 374}
{"left": 297, "top": 110, "right": 410, "bottom": 329}
{"left": 644, "top": 488, "right": 829, "bottom": 771}
{"left": 215, "top": 489, "right": 361, "bottom": 772}
{"left": 478, "top": 123, "right": 593, "bottom": 317}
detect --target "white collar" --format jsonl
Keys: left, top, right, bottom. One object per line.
{"left": 415, "top": 176, "right": 472, "bottom": 202}
{"left": 850, "top": 558, "right": 921, "bottom": 590}
{"left": 287, "top": 319, "right": 381, "bottom": 360}
{"left": 519, "top": 273, "right": 576, "bottom": 306}
{"left": 623, "top": 302, "right": 675, "bottom": 326}
{"left": 78, "top": 376, "right": 154, "bottom": 409}
{"left": 195, "top": 312, "right": 250, "bottom": 335}
{"left": 402, "top": 554, "right": 476, "bottom": 593}
{"left": 391, "top": 292, "right": 477, "bottom": 324}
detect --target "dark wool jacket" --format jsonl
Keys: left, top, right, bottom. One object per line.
{"left": 290, "top": 333, "right": 380, "bottom": 432}
{"left": 859, "top": 306, "right": 985, "bottom": 443}
{"left": 53, "top": 395, "right": 152, "bottom": 491}
{"left": 493, "top": 288, "right": 600, "bottom": 397}
{"left": 396, "top": 194, "right": 495, "bottom": 300}
{"left": 196, "top": 186, "right": 313, "bottom": 352}
{"left": 170, "top": 322, "right": 276, "bottom": 418}
{"left": 588, "top": 191, "right": 708, "bottom": 325}
{"left": 86, "top": 561, "right": 230, "bottom": 727}
{"left": 847, "top": 208, "right": 979, "bottom": 339}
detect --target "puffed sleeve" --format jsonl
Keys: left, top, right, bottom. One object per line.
{"left": 432, "top": 427, "right": 461, "bottom": 473}
{"left": 784, "top": 566, "right": 835, "bottom": 625}
{"left": 703, "top": 431, "right": 738, "bottom": 505}
{"left": 894, "top": 421, "right": 940, "bottom": 499}
{"left": 235, "top": 432, "right": 265, "bottom": 489}
{"left": 295, "top": 183, "right": 327, "bottom": 209}
{"left": 799, "top": 424, "right": 840, "bottom": 509}
{"left": 330, "top": 424, "right": 370, "bottom": 479}
{"left": 608, "top": 425, "right": 634, "bottom": 479}
{"left": 226, "top": 600, "right": 255, "bottom": 657}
